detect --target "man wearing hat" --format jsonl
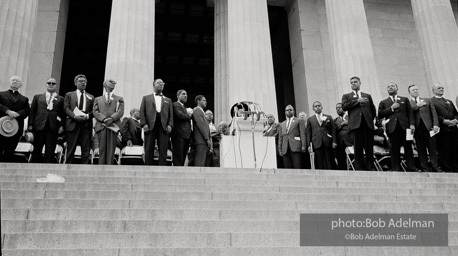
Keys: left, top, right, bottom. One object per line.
{"left": 0, "top": 76, "right": 30, "bottom": 162}
{"left": 28, "top": 78, "right": 65, "bottom": 163}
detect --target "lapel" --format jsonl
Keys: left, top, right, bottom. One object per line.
{"left": 73, "top": 91, "right": 78, "bottom": 106}
{"left": 40, "top": 93, "right": 47, "bottom": 105}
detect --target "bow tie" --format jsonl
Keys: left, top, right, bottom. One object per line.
{"left": 155, "top": 93, "right": 163, "bottom": 96}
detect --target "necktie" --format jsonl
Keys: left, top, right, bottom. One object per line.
{"left": 79, "top": 91, "right": 84, "bottom": 110}
{"left": 107, "top": 93, "right": 111, "bottom": 104}
{"left": 354, "top": 91, "right": 359, "bottom": 99}
{"left": 286, "top": 118, "right": 291, "bottom": 133}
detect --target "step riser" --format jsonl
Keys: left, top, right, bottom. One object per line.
{"left": 4, "top": 233, "right": 456, "bottom": 249}
{"left": 2, "top": 175, "right": 458, "bottom": 189}
{"left": 3, "top": 220, "right": 458, "bottom": 233}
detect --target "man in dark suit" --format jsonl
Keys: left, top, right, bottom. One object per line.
{"left": 408, "top": 84, "right": 440, "bottom": 172}
{"left": 140, "top": 78, "right": 173, "bottom": 165}
{"left": 430, "top": 83, "right": 458, "bottom": 172}
{"left": 192, "top": 95, "right": 211, "bottom": 167}
{"left": 28, "top": 77, "right": 64, "bottom": 163}
{"left": 263, "top": 113, "right": 282, "bottom": 168}
{"left": 341, "top": 76, "right": 377, "bottom": 171}
{"left": 307, "top": 101, "right": 337, "bottom": 170}
{"left": 93, "top": 79, "right": 124, "bottom": 165}
{"left": 334, "top": 103, "right": 353, "bottom": 170}
{"left": 278, "top": 105, "right": 306, "bottom": 169}
{"left": 171, "top": 89, "right": 192, "bottom": 166}
{"left": 378, "top": 82, "right": 415, "bottom": 172}
{"left": 64, "top": 74, "right": 94, "bottom": 164}
{"left": 0, "top": 76, "right": 30, "bottom": 162}
{"left": 120, "top": 108, "right": 143, "bottom": 147}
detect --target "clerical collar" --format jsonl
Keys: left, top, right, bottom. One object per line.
{"left": 9, "top": 89, "right": 18, "bottom": 94}
{"left": 434, "top": 95, "right": 443, "bottom": 98}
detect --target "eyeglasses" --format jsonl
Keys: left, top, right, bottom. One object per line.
{"left": 47, "top": 82, "right": 56, "bottom": 85}
{"left": 285, "top": 109, "right": 293, "bottom": 111}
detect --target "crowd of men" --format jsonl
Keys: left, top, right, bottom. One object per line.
{"left": 265, "top": 76, "right": 458, "bottom": 173}
{"left": 0, "top": 74, "right": 457, "bottom": 172}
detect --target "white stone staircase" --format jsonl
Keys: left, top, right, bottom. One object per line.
{"left": 1, "top": 163, "right": 457, "bottom": 255}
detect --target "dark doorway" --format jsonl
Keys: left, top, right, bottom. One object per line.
{"left": 60, "top": 0, "right": 112, "bottom": 97}
{"left": 268, "top": 6, "right": 295, "bottom": 122}
{"left": 155, "top": 0, "right": 214, "bottom": 111}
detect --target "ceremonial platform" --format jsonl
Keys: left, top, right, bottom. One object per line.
{"left": 1, "top": 163, "right": 457, "bottom": 255}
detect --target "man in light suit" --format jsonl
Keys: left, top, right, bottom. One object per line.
{"left": 278, "top": 105, "right": 306, "bottom": 169}
{"left": 263, "top": 113, "right": 282, "bottom": 168}
{"left": 64, "top": 74, "right": 94, "bottom": 164}
{"left": 408, "top": 84, "right": 440, "bottom": 172}
{"left": 28, "top": 78, "right": 64, "bottom": 163}
{"left": 121, "top": 108, "right": 143, "bottom": 148}
{"left": 341, "top": 76, "right": 377, "bottom": 171}
{"left": 378, "top": 82, "right": 415, "bottom": 172}
{"left": 93, "top": 79, "right": 124, "bottom": 165}
{"left": 0, "top": 75, "right": 30, "bottom": 162}
{"left": 140, "top": 78, "right": 173, "bottom": 165}
{"left": 192, "top": 95, "right": 211, "bottom": 166}
{"left": 430, "top": 83, "right": 458, "bottom": 172}
{"left": 171, "top": 89, "right": 192, "bottom": 166}
{"left": 307, "top": 101, "right": 337, "bottom": 170}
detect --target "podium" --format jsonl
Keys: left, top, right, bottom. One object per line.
{"left": 220, "top": 116, "right": 277, "bottom": 169}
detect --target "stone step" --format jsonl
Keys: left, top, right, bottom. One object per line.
{"left": 3, "top": 208, "right": 458, "bottom": 221}
{"left": 3, "top": 232, "right": 457, "bottom": 249}
{"left": 2, "top": 163, "right": 457, "bottom": 178}
{"left": 3, "top": 219, "right": 458, "bottom": 233}
{"left": 2, "top": 189, "right": 458, "bottom": 203}
{"left": 2, "top": 175, "right": 458, "bottom": 189}
{"left": 2, "top": 182, "right": 458, "bottom": 195}
{"left": 2, "top": 168, "right": 457, "bottom": 183}
{"left": 1, "top": 247, "right": 457, "bottom": 256}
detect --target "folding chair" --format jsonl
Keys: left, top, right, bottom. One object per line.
{"left": 41, "top": 144, "right": 65, "bottom": 163}
{"left": 63, "top": 143, "right": 93, "bottom": 164}
{"left": 119, "top": 145, "right": 144, "bottom": 165}
{"left": 14, "top": 142, "right": 34, "bottom": 163}
{"left": 345, "top": 146, "right": 380, "bottom": 171}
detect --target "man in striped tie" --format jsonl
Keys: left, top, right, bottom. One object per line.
{"left": 278, "top": 105, "right": 306, "bottom": 169}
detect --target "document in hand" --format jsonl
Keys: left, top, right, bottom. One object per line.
{"left": 73, "top": 107, "right": 85, "bottom": 116}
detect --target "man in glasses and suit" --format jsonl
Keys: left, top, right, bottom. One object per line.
{"left": 28, "top": 78, "right": 64, "bottom": 163}
{"left": 64, "top": 74, "right": 94, "bottom": 164}
{"left": 140, "top": 78, "right": 174, "bottom": 165}
{"left": 278, "top": 105, "right": 306, "bottom": 169}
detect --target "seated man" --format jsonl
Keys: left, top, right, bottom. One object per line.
{"left": 121, "top": 108, "right": 143, "bottom": 147}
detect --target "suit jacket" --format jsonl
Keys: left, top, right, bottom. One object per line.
{"left": 28, "top": 93, "right": 64, "bottom": 132}
{"left": 172, "top": 101, "right": 192, "bottom": 139}
{"left": 264, "top": 122, "right": 280, "bottom": 154}
{"left": 341, "top": 91, "right": 376, "bottom": 131}
{"left": 409, "top": 97, "right": 438, "bottom": 131}
{"left": 64, "top": 91, "right": 94, "bottom": 131}
{"left": 0, "top": 90, "right": 30, "bottom": 135}
{"left": 334, "top": 115, "right": 353, "bottom": 147}
{"left": 93, "top": 94, "right": 124, "bottom": 133}
{"left": 430, "top": 96, "right": 458, "bottom": 133}
{"left": 121, "top": 117, "right": 143, "bottom": 146}
{"left": 307, "top": 114, "right": 336, "bottom": 149}
{"left": 192, "top": 107, "right": 210, "bottom": 145}
{"left": 140, "top": 94, "right": 173, "bottom": 132}
{"left": 278, "top": 117, "right": 306, "bottom": 155}
{"left": 378, "top": 95, "right": 414, "bottom": 135}
{"left": 263, "top": 122, "right": 280, "bottom": 137}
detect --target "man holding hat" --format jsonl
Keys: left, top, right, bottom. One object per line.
{"left": 0, "top": 76, "right": 30, "bottom": 162}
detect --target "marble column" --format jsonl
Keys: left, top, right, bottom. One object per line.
{"left": 411, "top": 0, "right": 458, "bottom": 98}
{"left": 325, "top": 0, "right": 381, "bottom": 103}
{"left": 214, "top": 0, "right": 278, "bottom": 124}
{"left": 0, "top": 0, "right": 38, "bottom": 93}
{"left": 104, "top": 0, "right": 155, "bottom": 115}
